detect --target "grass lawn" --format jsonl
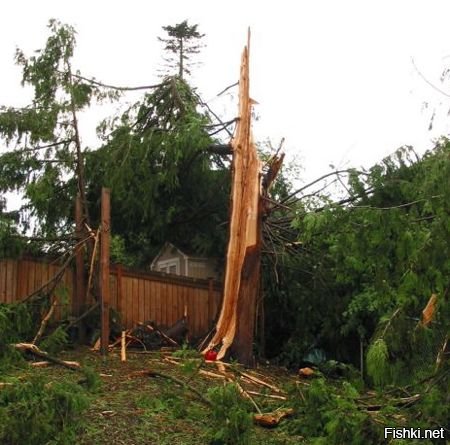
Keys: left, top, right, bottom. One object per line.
{"left": 2, "top": 347, "right": 304, "bottom": 445}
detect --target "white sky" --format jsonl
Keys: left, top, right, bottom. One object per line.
{"left": 2, "top": 0, "right": 450, "bottom": 209}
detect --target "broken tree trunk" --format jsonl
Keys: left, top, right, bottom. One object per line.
{"left": 203, "top": 32, "right": 283, "bottom": 366}
{"left": 100, "top": 187, "right": 111, "bottom": 355}
{"left": 74, "top": 194, "right": 87, "bottom": 342}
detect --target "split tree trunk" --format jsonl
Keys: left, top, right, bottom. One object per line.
{"left": 203, "top": 34, "right": 264, "bottom": 366}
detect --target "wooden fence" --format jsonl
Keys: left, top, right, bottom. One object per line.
{"left": 0, "top": 257, "right": 74, "bottom": 320}
{"left": 0, "top": 257, "right": 222, "bottom": 338}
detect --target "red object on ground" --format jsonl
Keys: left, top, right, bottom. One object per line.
{"left": 205, "top": 350, "right": 217, "bottom": 361}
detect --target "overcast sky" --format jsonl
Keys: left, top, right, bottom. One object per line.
{"left": 2, "top": 0, "right": 450, "bottom": 207}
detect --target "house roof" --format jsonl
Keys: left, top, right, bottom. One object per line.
{"left": 150, "top": 242, "right": 210, "bottom": 268}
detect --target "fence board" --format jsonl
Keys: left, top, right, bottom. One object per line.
{"left": 138, "top": 279, "right": 145, "bottom": 324}
{"left": 6, "top": 260, "right": 15, "bottom": 303}
{"left": 0, "top": 258, "right": 222, "bottom": 338}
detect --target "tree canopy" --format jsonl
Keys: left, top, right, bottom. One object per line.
{"left": 0, "top": 19, "right": 229, "bottom": 263}
{"left": 263, "top": 143, "right": 449, "bottom": 384}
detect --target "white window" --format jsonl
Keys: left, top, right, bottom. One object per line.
{"left": 157, "top": 258, "right": 180, "bottom": 275}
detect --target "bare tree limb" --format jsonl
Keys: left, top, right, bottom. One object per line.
{"left": 411, "top": 58, "right": 450, "bottom": 99}
{"left": 63, "top": 70, "right": 165, "bottom": 91}
{"left": 216, "top": 81, "right": 239, "bottom": 97}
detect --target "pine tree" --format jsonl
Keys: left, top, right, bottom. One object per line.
{"left": 158, "top": 20, "right": 205, "bottom": 79}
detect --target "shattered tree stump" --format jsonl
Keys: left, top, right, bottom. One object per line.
{"left": 203, "top": 32, "right": 283, "bottom": 366}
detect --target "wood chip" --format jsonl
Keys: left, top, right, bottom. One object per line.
{"left": 199, "top": 370, "right": 227, "bottom": 380}
{"left": 254, "top": 408, "right": 294, "bottom": 428}
{"left": 298, "top": 367, "right": 314, "bottom": 377}
{"left": 246, "top": 390, "right": 287, "bottom": 401}
{"left": 31, "top": 361, "right": 50, "bottom": 367}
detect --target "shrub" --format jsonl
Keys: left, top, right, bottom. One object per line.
{"left": 207, "top": 384, "right": 253, "bottom": 445}
{"left": 0, "top": 376, "right": 89, "bottom": 445}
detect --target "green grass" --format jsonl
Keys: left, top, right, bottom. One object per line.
{"left": 1, "top": 347, "right": 304, "bottom": 445}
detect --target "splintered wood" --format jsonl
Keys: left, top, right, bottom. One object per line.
{"left": 202, "top": 33, "right": 284, "bottom": 366}
{"left": 203, "top": 33, "right": 262, "bottom": 364}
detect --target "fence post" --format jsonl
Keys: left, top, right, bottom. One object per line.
{"left": 116, "top": 264, "right": 123, "bottom": 314}
{"left": 100, "top": 188, "right": 111, "bottom": 355}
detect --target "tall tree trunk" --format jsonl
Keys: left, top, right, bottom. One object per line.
{"left": 179, "top": 38, "right": 184, "bottom": 79}
{"left": 202, "top": 34, "right": 284, "bottom": 366}
{"left": 67, "top": 62, "right": 91, "bottom": 231}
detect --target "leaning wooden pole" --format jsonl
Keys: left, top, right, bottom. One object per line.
{"left": 100, "top": 187, "right": 111, "bottom": 355}
{"left": 74, "top": 194, "right": 86, "bottom": 342}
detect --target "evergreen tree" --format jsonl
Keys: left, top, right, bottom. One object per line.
{"left": 0, "top": 19, "right": 118, "bottom": 242}
{"left": 264, "top": 143, "right": 450, "bottom": 380}
{"left": 86, "top": 76, "right": 230, "bottom": 266}
{"left": 158, "top": 20, "right": 205, "bottom": 79}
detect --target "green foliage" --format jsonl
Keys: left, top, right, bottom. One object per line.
{"left": 0, "top": 303, "right": 34, "bottom": 370}
{"left": 40, "top": 325, "right": 69, "bottom": 354}
{"left": 79, "top": 366, "right": 102, "bottom": 392}
{"left": 159, "top": 20, "right": 205, "bottom": 78}
{"left": 0, "top": 198, "right": 23, "bottom": 257}
{"left": 207, "top": 384, "right": 253, "bottom": 445}
{"left": 110, "top": 234, "right": 135, "bottom": 266}
{"left": 136, "top": 382, "right": 189, "bottom": 420}
{"left": 1, "top": 20, "right": 228, "bottom": 265}
{"left": 366, "top": 338, "right": 390, "bottom": 388}
{"left": 286, "top": 379, "right": 381, "bottom": 445}
{"left": 0, "top": 19, "right": 119, "bottom": 240}
{"left": 265, "top": 143, "right": 450, "bottom": 380}
{"left": 173, "top": 343, "right": 202, "bottom": 359}
{"left": 0, "top": 376, "right": 89, "bottom": 445}
{"left": 86, "top": 76, "right": 229, "bottom": 266}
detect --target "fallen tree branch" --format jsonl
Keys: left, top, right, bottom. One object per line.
{"left": 13, "top": 343, "right": 81, "bottom": 371}
{"left": 63, "top": 302, "right": 100, "bottom": 332}
{"left": 246, "top": 390, "right": 287, "bottom": 401}
{"left": 240, "top": 371, "right": 283, "bottom": 393}
{"left": 32, "top": 296, "right": 58, "bottom": 345}
{"left": 144, "top": 324, "right": 179, "bottom": 346}
{"left": 22, "top": 255, "right": 72, "bottom": 302}
{"left": 235, "top": 380, "right": 262, "bottom": 414}
{"left": 358, "top": 393, "right": 421, "bottom": 411}
{"left": 130, "top": 369, "right": 212, "bottom": 407}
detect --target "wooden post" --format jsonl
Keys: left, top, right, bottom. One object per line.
{"left": 121, "top": 330, "right": 126, "bottom": 362}
{"left": 100, "top": 188, "right": 111, "bottom": 355}
{"left": 74, "top": 195, "right": 86, "bottom": 341}
{"left": 116, "top": 264, "right": 123, "bottom": 314}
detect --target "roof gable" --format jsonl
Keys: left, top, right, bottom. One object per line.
{"left": 150, "top": 242, "right": 188, "bottom": 268}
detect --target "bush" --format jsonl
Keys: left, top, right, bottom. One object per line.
{"left": 0, "top": 376, "right": 89, "bottom": 445}
{"left": 0, "top": 303, "right": 34, "bottom": 371}
{"left": 285, "top": 378, "right": 382, "bottom": 445}
{"left": 207, "top": 384, "right": 253, "bottom": 445}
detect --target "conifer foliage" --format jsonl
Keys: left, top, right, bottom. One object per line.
{"left": 158, "top": 20, "right": 205, "bottom": 79}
